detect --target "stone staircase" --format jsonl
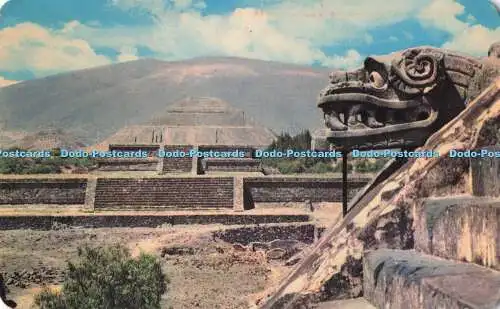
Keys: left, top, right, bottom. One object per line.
{"left": 256, "top": 79, "right": 500, "bottom": 309}
{"left": 93, "top": 177, "right": 233, "bottom": 209}
{"left": 161, "top": 145, "right": 193, "bottom": 173}
{"left": 202, "top": 158, "right": 262, "bottom": 173}
{"left": 314, "top": 197, "right": 500, "bottom": 309}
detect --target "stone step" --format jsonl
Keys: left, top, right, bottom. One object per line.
{"left": 414, "top": 195, "right": 500, "bottom": 269}
{"left": 314, "top": 298, "right": 375, "bottom": 309}
{"left": 363, "top": 249, "right": 500, "bottom": 309}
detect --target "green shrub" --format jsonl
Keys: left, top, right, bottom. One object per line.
{"left": 353, "top": 158, "right": 389, "bottom": 173}
{"left": 306, "top": 161, "right": 334, "bottom": 173}
{"left": 262, "top": 130, "right": 337, "bottom": 174}
{"left": 0, "top": 150, "right": 96, "bottom": 174}
{"left": 35, "top": 245, "right": 168, "bottom": 309}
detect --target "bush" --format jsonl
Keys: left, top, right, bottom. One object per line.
{"left": 306, "top": 161, "right": 334, "bottom": 173}
{"left": 353, "top": 158, "right": 389, "bottom": 173}
{"left": 35, "top": 245, "right": 168, "bottom": 309}
{"left": 0, "top": 149, "right": 96, "bottom": 174}
{"left": 262, "top": 130, "right": 336, "bottom": 174}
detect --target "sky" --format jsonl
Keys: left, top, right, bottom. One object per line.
{"left": 0, "top": 0, "right": 498, "bottom": 86}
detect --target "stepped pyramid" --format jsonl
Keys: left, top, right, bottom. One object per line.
{"left": 94, "top": 97, "right": 275, "bottom": 148}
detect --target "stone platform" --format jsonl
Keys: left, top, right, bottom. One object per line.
{"left": 364, "top": 249, "right": 500, "bottom": 309}
{"left": 0, "top": 210, "right": 312, "bottom": 230}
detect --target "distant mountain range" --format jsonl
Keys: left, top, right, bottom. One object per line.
{"left": 0, "top": 57, "right": 332, "bottom": 146}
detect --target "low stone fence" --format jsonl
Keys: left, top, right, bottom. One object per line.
{"left": 161, "top": 145, "right": 193, "bottom": 173}
{"left": 0, "top": 214, "right": 310, "bottom": 230}
{"left": 0, "top": 178, "right": 87, "bottom": 205}
{"left": 93, "top": 177, "right": 234, "bottom": 209}
{"left": 242, "top": 176, "right": 370, "bottom": 209}
{"left": 202, "top": 158, "right": 261, "bottom": 173}
{"left": 0, "top": 175, "right": 372, "bottom": 211}
{"left": 96, "top": 158, "right": 159, "bottom": 171}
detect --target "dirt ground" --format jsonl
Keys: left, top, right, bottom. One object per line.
{"left": 0, "top": 225, "right": 296, "bottom": 309}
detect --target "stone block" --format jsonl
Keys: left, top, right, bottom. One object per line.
{"left": 471, "top": 146, "right": 500, "bottom": 196}
{"left": 414, "top": 196, "right": 500, "bottom": 269}
{"left": 364, "top": 249, "right": 500, "bottom": 309}
{"left": 84, "top": 177, "right": 97, "bottom": 211}
{"left": 315, "top": 298, "right": 375, "bottom": 309}
{"left": 242, "top": 177, "right": 369, "bottom": 206}
{"left": 0, "top": 179, "right": 87, "bottom": 205}
{"left": 233, "top": 176, "right": 244, "bottom": 212}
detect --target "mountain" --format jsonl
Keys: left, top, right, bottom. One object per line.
{"left": 5, "top": 128, "right": 86, "bottom": 150}
{"left": 0, "top": 57, "right": 332, "bottom": 145}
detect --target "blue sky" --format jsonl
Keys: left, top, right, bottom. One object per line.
{"left": 0, "top": 0, "right": 498, "bottom": 85}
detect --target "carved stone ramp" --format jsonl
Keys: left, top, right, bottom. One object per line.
{"left": 256, "top": 78, "right": 500, "bottom": 308}
{"left": 364, "top": 249, "right": 500, "bottom": 309}
{"left": 314, "top": 298, "right": 375, "bottom": 309}
{"left": 414, "top": 196, "right": 500, "bottom": 270}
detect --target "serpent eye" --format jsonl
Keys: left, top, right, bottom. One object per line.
{"left": 369, "top": 71, "right": 385, "bottom": 88}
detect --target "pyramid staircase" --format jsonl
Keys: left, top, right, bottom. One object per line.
{"left": 255, "top": 80, "right": 500, "bottom": 309}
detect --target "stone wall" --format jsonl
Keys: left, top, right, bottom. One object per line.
{"left": 108, "top": 144, "right": 160, "bottom": 156}
{"left": 198, "top": 145, "right": 255, "bottom": 158}
{"left": 161, "top": 145, "right": 193, "bottom": 173}
{"left": 203, "top": 158, "right": 261, "bottom": 173}
{"left": 94, "top": 177, "right": 234, "bottom": 209}
{"left": 96, "top": 158, "right": 159, "bottom": 171}
{"left": 212, "top": 223, "right": 319, "bottom": 245}
{"left": 243, "top": 177, "right": 370, "bottom": 208}
{"left": 0, "top": 179, "right": 87, "bottom": 205}
{"left": 0, "top": 176, "right": 371, "bottom": 210}
{"left": 0, "top": 214, "right": 310, "bottom": 230}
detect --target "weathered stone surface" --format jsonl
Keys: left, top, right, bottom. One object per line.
{"left": 84, "top": 177, "right": 97, "bottom": 210}
{"left": 0, "top": 178, "right": 87, "bottom": 205}
{"left": 471, "top": 146, "right": 500, "bottom": 196}
{"left": 203, "top": 158, "right": 262, "bottom": 173}
{"left": 414, "top": 196, "right": 500, "bottom": 269}
{"left": 257, "top": 78, "right": 500, "bottom": 308}
{"left": 318, "top": 44, "right": 499, "bottom": 151}
{"left": 233, "top": 176, "right": 244, "bottom": 212}
{"left": 244, "top": 177, "right": 369, "bottom": 207}
{"left": 0, "top": 214, "right": 310, "bottom": 230}
{"left": 94, "top": 177, "right": 234, "bottom": 209}
{"left": 363, "top": 249, "right": 500, "bottom": 309}
{"left": 267, "top": 248, "right": 287, "bottom": 260}
{"left": 213, "top": 224, "right": 317, "bottom": 245}
{"left": 161, "top": 145, "right": 193, "bottom": 173}
{"left": 96, "top": 158, "right": 159, "bottom": 171}
{"left": 314, "top": 298, "right": 375, "bottom": 309}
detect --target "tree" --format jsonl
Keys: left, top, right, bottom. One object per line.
{"left": 35, "top": 245, "right": 168, "bottom": 309}
{"left": 262, "top": 130, "right": 335, "bottom": 174}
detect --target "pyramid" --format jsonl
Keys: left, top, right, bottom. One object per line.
{"left": 95, "top": 97, "right": 276, "bottom": 148}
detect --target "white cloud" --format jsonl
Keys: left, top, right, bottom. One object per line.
{"left": 3, "top": 0, "right": 497, "bottom": 79}
{"left": 443, "top": 25, "right": 500, "bottom": 55}
{"left": 321, "top": 49, "right": 363, "bottom": 68}
{"left": 62, "top": 0, "right": 432, "bottom": 70}
{"left": 418, "top": 0, "right": 499, "bottom": 56}
{"left": 418, "top": 0, "right": 467, "bottom": 33}
{"left": 0, "top": 0, "right": 9, "bottom": 13}
{"left": 0, "top": 23, "right": 112, "bottom": 77}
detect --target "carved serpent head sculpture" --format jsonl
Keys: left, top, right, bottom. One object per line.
{"left": 318, "top": 43, "right": 500, "bottom": 150}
